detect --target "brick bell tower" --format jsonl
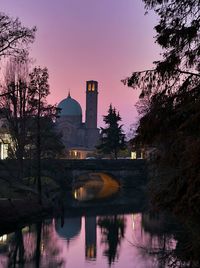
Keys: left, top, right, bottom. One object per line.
{"left": 85, "top": 80, "right": 99, "bottom": 149}
{"left": 85, "top": 80, "right": 98, "bottom": 129}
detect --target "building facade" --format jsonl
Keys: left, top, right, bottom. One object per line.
{"left": 56, "top": 80, "right": 100, "bottom": 159}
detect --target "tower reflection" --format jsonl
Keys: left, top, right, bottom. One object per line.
{"left": 85, "top": 216, "right": 97, "bottom": 260}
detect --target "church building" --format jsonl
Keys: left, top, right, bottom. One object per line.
{"left": 56, "top": 80, "right": 99, "bottom": 159}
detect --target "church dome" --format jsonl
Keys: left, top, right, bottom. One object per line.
{"left": 58, "top": 93, "right": 82, "bottom": 117}
{"left": 55, "top": 217, "right": 82, "bottom": 241}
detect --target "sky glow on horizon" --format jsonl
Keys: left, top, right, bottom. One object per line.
{"left": 0, "top": 0, "right": 160, "bottom": 133}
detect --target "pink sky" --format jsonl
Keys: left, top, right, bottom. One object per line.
{"left": 0, "top": 0, "right": 160, "bottom": 133}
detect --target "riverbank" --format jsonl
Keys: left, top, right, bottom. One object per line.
{"left": 0, "top": 175, "right": 63, "bottom": 234}
{"left": 0, "top": 169, "right": 63, "bottom": 233}
{"left": 0, "top": 198, "right": 57, "bottom": 234}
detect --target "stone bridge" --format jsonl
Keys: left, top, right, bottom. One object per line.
{"left": 57, "top": 159, "right": 148, "bottom": 209}
{"left": 0, "top": 159, "right": 148, "bottom": 209}
{"left": 62, "top": 159, "right": 147, "bottom": 184}
{"left": 0, "top": 159, "right": 148, "bottom": 188}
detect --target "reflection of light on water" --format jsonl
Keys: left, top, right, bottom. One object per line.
{"left": 73, "top": 173, "right": 120, "bottom": 201}
{"left": 0, "top": 214, "right": 183, "bottom": 268}
{"left": 130, "top": 212, "right": 178, "bottom": 268}
{"left": 131, "top": 214, "right": 136, "bottom": 230}
{"left": 131, "top": 214, "right": 141, "bottom": 245}
{"left": 74, "top": 187, "right": 88, "bottom": 201}
{"left": 86, "top": 245, "right": 96, "bottom": 260}
{"left": 41, "top": 242, "right": 45, "bottom": 253}
{"left": 74, "top": 189, "right": 78, "bottom": 199}
{"left": 0, "top": 234, "right": 7, "bottom": 243}
{"left": 22, "top": 226, "right": 30, "bottom": 233}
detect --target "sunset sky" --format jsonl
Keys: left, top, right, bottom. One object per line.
{"left": 1, "top": 0, "right": 160, "bottom": 133}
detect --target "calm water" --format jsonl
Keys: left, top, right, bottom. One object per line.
{"left": 0, "top": 171, "right": 197, "bottom": 267}
{"left": 0, "top": 212, "right": 178, "bottom": 268}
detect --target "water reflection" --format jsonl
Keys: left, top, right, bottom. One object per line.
{"left": 85, "top": 217, "right": 96, "bottom": 260}
{"left": 130, "top": 213, "right": 177, "bottom": 268}
{"left": 98, "top": 215, "right": 126, "bottom": 266}
{"left": 56, "top": 217, "right": 81, "bottom": 243}
{"left": 0, "top": 212, "right": 200, "bottom": 267}
{"left": 8, "top": 229, "right": 25, "bottom": 267}
{"left": 73, "top": 173, "right": 120, "bottom": 201}
{"left": 0, "top": 222, "right": 66, "bottom": 267}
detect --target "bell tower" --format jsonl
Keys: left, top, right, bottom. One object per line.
{"left": 85, "top": 80, "right": 98, "bottom": 128}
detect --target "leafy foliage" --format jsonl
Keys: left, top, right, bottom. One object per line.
{"left": 97, "top": 105, "right": 126, "bottom": 159}
{"left": 27, "top": 117, "right": 64, "bottom": 159}
{"left": 125, "top": 0, "right": 200, "bottom": 216}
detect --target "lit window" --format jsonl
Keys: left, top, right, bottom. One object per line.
{"left": 131, "top": 151, "right": 136, "bottom": 160}
{"left": 86, "top": 245, "right": 96, "bottom": 259}
{"left": 88, "top": 84, "right": 91, "bottom": 91}
{"left": 0, "top": 143, "right": 8, "bottom": 160}
{"left": 0, "top": 234, "right": 7, "bottom": 242}
{"left": 92, "top": 83, "right": 95, "bottom": 91}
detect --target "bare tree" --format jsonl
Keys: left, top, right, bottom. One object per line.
{"left": 28, "top": 67, "right": 58, "bottom": 204}
{"left": 0, "top": 57, "right": 31, "bottom": 179}
{"left": 0, "top": 12, "right": 36, "bottom": 59}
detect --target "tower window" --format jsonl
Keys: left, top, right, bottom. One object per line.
{"left": 92, "top": 83, "right": 95, "bottom": 91}
{"left": 88, "top": 84, "right": 92, "bottom": 91}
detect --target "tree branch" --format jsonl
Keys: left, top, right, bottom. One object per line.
{"left": 177, "top": 69, "right": 200, "bottom": 77}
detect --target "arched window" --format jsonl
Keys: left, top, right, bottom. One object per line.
{"left": 92, "top": 83, "right": 95, "bottom": 91}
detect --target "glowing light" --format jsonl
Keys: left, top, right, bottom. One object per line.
{"left": 74, "top": 187, "right": 84, "bottom": 200}
{"left": 131, "top": 151, "right": 136, "bottom": 159}
{"left": 86, "top": 245, "right": 96, "bottom": 259}
{"left": 0, "top": 234, "right": 7, "bottom": 242}
{"left": 131, "top": 214, "right": 136, "bottom": 230}
{"left": 73, "top": 173, "right": 119, "bottom": 201}
{"left": 0, "top": 143, "right": 9, "bottom": 159}
{"left": 74, "top": 190, "right": 78, "bottom": 199}
{"left": 41, "top": 242, "right": 45, "bottom": 253}
{"left": 92, "top": 83, "right": 95, "bottom": 91}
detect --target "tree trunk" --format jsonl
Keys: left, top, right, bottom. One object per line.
{"left": 114, "top": 150, "right": 118, "bottom": 160}
{"left": 37, "top": 92, "right": 42, "bottom": 205}
{"left": 35, "top": 222, "right": 42, "bottom": 267}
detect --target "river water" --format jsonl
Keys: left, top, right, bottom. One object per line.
{"left": 0, "top": 172, "right": 197, "bottom": 267}
{"left": 0, "top": 211, "right": 182, "bottom": 268}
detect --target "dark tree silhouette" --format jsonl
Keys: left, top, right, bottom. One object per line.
{"left": 1, "top": 58, "right": 34, "bottom": 179}
{"left": 123, "top": 1, "right": 200, "bottom": 216}
{"left": 138, "top": 212, "right": 200, "bottom": 268}
{"left": 29, "top": 66, "right": 59, "bottom": 204}
{"left": 0, "top": 12, "right": 36, "bottom": 58}
{"left": 6, "top": 222, "right": 66, "bottom": 267}
{"left": 98, "top": 216, "right": 126, "bottom": 266}
{"left": 97, "top": 104, "right": 126, "bottom": 159}
{"left": 0, "top": 60, "right": 63, "bottom": 203}
{"left": 27, "top": 117, "right": 64, "bottom": 159}
{"left": 8, "top": 228, "right": 25, "bottom": 266}
{"left": 35, "top": 222, "right": 42, "bottom": 268}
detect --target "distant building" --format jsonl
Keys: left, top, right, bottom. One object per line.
{"left": 0, "top": 116, "right": 10, "bottom": 159}
{"left": 56, "top": 80, "right": 100, "bottom": 159}
{"left": 130, "top": 142, "right": 158, "bottom": 160}
{"left": 0, "top": 80, "right": 100, "bottom": 160}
